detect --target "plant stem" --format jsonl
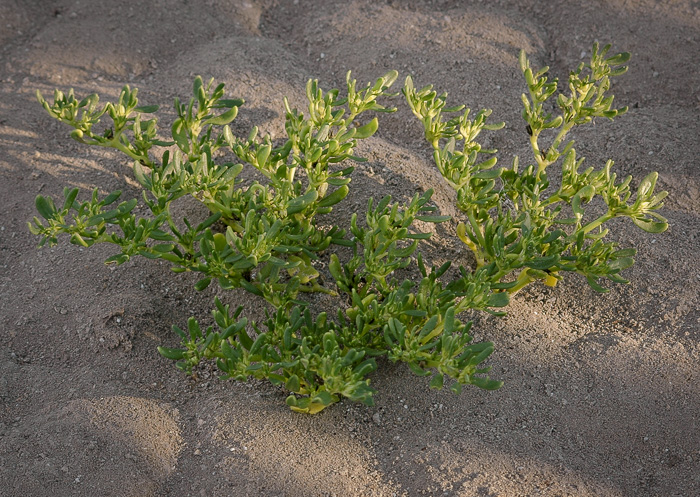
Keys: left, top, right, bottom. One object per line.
{"left": 530, "top": 132, "right": 546, "bottom": 175}
{"left": 581, "top": 211, "right": 613, "bottom": 235}
{"left": 109, "top": 132, "right": 153, "bottom": 168}
{"left": 507, "top": 269, "right": 535, "bottom": 295}
{"left": 466, "top": 212, "right": 487, "bottom": 267}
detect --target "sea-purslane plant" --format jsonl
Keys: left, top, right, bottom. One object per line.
{"left": 30, "top": 43, "right": 667, "bottom": 413}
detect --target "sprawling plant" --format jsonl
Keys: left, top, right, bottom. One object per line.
{"left": 404, "top": 43, "right": 666, "bottom": 294}
{"left": 30, "top": 43, "right": 666, "bottom": 413}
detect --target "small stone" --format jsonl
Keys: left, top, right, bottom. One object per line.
{"left": 372, "top": 412, "right": 381, "bottom": 425}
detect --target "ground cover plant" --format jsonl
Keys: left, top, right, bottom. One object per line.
{"left": 30, "top": 43, "right": 667, "bottom": 413}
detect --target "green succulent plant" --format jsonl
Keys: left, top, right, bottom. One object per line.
{"left": 30, "top": 43, "right": 666, "bottom": 412}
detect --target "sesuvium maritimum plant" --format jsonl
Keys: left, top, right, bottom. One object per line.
{"left": 31, "top": 43, "right": 667, "bottom": 413}
{"left": 403, "top": 43, "right": 667, "bottom": 297}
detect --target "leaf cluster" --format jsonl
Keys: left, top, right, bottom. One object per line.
{"left": 404, "top": 42, "right": 667, "bottom": 295}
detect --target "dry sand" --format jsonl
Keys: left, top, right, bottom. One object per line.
{"left": 0, "top": 1, "right": 698, "bottom": 496}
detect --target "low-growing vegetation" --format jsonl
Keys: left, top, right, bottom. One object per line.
{"left": 30, "top": 43, "right": 667, "bottom": 413}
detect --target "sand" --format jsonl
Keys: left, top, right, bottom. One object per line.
{"left": 0, "top": 1, "right": 698, "bottom": 496}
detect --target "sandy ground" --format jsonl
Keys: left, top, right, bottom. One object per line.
{"left": 0, "top": 1, "right": 698, "bottom": 496}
